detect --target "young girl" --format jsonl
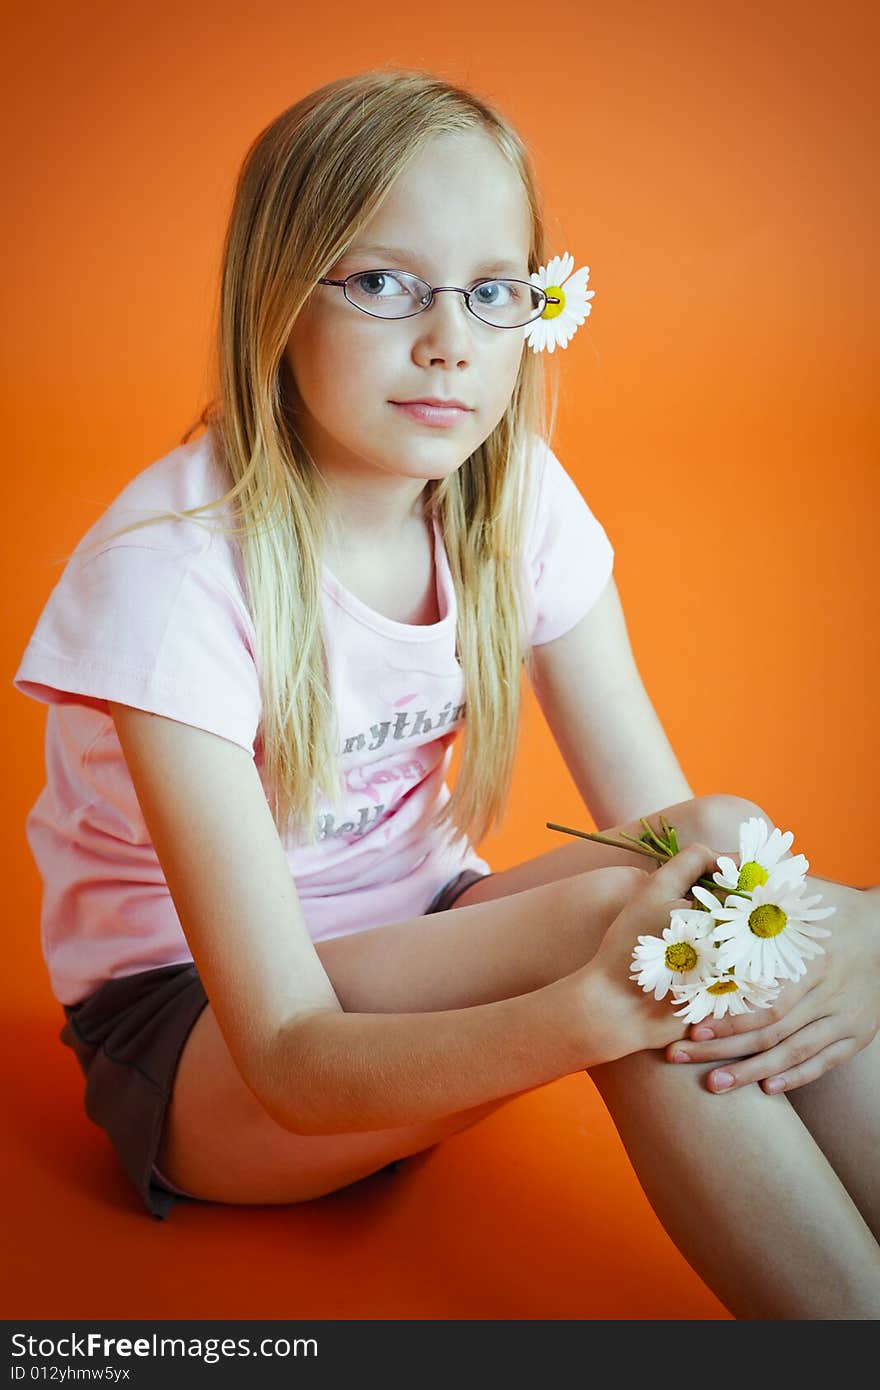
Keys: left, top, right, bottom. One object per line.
{"left": 13, "top": 67, "right": 879, "bottom": 1319}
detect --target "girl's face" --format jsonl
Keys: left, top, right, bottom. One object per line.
{"left": 283, "top": 129, "right": 533, "bottom": 511}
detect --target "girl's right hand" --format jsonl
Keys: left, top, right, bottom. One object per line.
{"left": 573, "top": 841, "right": 723, "bottom": 1065}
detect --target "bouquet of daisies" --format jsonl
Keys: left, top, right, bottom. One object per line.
{"left": 545, "top": 814, "right": 836, "bottom": 1022}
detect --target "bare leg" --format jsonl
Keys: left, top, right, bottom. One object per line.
{"left": 588, "top": 1048, "right": 880, "bottom": 1319}
{"left": 453, "top": 792, "right": 880, "bottom": 1318}
{"left": 785, "top": 1028, "right": 880, "bottom": 1243}
{"left": 156, "top": 865, "right": 640, "bottom": 1203}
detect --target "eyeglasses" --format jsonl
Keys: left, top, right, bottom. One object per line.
{"left": 317, "top": 269, "right": 559, "bottom": 329}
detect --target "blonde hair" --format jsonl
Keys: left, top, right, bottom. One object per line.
{"left": 85, "top": 66, "right": 561, "bottom": 851}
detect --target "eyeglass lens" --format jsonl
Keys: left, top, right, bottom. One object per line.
{"left": 344, "top": 271, "right": 545, "bottom": 327}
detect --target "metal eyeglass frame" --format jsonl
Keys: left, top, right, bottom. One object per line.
{"left": 316, "top": 269, "right": 560, "bottom": 329}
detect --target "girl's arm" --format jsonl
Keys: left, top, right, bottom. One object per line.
{"left": 528, "top": 576, "right": 694, "bottom": 830}
{"left": 110, "top": 701, "right": 669, "bottom": 1138}
{"left": 275, "top": 843, "right": 721, "bottom": 1135}
{"left": 270, "top": 982, "right": 592, "bottom": 1134}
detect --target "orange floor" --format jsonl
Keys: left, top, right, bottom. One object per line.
{"left": 3, "top": 1002, "right": 729, "bottom": 1320}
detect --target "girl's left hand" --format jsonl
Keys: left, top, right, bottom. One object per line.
{"left": 664, "top": 880, "right": 880, "bottom": 1095}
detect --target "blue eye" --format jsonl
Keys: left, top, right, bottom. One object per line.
{"left": 353, "top": 272, "right": 410, "bottom": 299}
{"left": 472, "top": 280, "right": 521, "bottom": 307}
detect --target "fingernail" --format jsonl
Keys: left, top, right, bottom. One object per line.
{"left": 692, "top": 1027, "right": 714, "bottom": 1040}
{"left": 670, "top": 1050, "right": 690, "bottom": 1063}
{"left": 765, "top": 1077, "right": 785, "bottom": 1093}
{"left": 711, "top": 1070, "right": 734, "bottom": 1091}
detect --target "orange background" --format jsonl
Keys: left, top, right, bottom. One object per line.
{"left": 3, "top": 0, "right": 877, "bottom": 1321}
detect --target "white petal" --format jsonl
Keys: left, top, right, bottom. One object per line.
{"left": 715, "top": 856, "right": 740, "bottom": 881}
{"left": 742, "top": 819, "right": 766, "bottom": 860}
{"left": 691, "top": 885, "right": 723, "bottom": 913}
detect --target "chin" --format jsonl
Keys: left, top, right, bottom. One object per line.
{"left": 379, "top": 437, "right": 472, "bottom": 471}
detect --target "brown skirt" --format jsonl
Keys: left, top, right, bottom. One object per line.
{"left": 59, "top": 867, "right": 492, "bottom": 1221}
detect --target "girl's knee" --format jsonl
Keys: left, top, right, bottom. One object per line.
{"left": 680, "top": 793, "right": 767, "bottom": 851}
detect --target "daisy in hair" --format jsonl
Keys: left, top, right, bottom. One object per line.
{"left": 630, "top": 910, "right": 716, "bottom": 1001}
{"left": 524, "top": 252, "right": 594, "bottom": 353}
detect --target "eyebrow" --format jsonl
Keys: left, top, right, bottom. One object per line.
{"left": 344, "top": 242, "right": 527, "bottom": 276}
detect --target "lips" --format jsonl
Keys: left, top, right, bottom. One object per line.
{"left": 389, "top": 400, "right": 472, "bottom": 428}
{"left": 392, "top": 398, "right": 472, "bottom": 410}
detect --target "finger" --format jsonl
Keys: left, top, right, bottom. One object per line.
{"left": 676, "top": 997, "right": 815, "bottom": 1061}
{"left": 699, "top": 1017, "right": 836, "bottom": 1093}
{"left": 648, "top": 842, "right": 719, "bottom": 905}
{"left": 667, "top": 896, "right": 699, "bottom": 917}
{"left": 667, "top": 1023, "right": 781, "bottom": 1064}
{"left": 667, "top": 998, "right": 811, "bottom": 1064}
{"left": 687, "top": 979, "right": 814, "bottom": 1042}
{"left": 688, "top": 1010, "right": 774, "bottom": 1043}
{"left": 758, "top": 1038, "right": 858, "bottom": 1095}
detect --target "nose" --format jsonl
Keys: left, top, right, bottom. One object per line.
{"left": 413, "top": 288, "right": 475, "bottom": 363}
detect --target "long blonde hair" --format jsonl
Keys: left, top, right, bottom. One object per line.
{"left": 87, "top": 67, "right": 561, "bottom": 851}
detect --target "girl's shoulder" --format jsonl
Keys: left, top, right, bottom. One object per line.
{"left": 519, "top": 433, "right": 616, "bottom": 648}
{"left": 75, "top": 430, "right": 238, "bottom": 568}
{"left": 14, "top": 432, "right": 260, "bottom": 756}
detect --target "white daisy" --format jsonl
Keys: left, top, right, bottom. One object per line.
{"left": 523, "top": 252, "right": 594, "bottom": 354}
{"left": 629, "top": 910, "right": 716, "bottom": 1001}
{"left": 670, "top": 969, "right": 781, "bottom": 1024}
{"left": 711, "top": 816, "right": 809, "bottom": 896}
{"left": 692, "top": 877, "right": 835, "bottom": 983}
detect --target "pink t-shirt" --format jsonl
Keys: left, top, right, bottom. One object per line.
{"left": 13, "top": 431, "right": 614, "bottom": 1004}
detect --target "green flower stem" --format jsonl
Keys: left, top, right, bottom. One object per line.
{"left": 659, "top": 813, "right": 680, "bottom": 854}
{"left": 659, "top": 812, "right": 673, "bottom": 837}
{"left": 619, "top": 830, "right": 670, "bottom": 860}
{"left": 639, "top": 817, "right": 671, "bottom": 856}
{"left": 545, "top": 822, "right": 666, "bottom": 862}
{"left": 544, "top": 820, "right": 745, "bottom": 900}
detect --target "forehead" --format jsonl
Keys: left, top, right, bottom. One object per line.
{"left": 349, "top": 130, "right": 532, "bottom": 272}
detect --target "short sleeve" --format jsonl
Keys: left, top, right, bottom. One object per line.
{"left": 522, "top": 439, "right": 615, "bottom": 646}
{"left": 13, "top": 541, "right": 262, "bottom": 755}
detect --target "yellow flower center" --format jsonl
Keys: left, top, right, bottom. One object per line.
{"left": 664, "top": 942, "right": 698, "bottom": 972}
{"left": 707, "top": 979, "right": 740, "bottom": 995}
{"left": 541, "top": 284, "right": 566, "bottom": 320}
{"left": 737, "top": 859, "right": 769, "bottom": 891}
{"left": 748, "top": 904, "right": 787, "bottom": 938}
